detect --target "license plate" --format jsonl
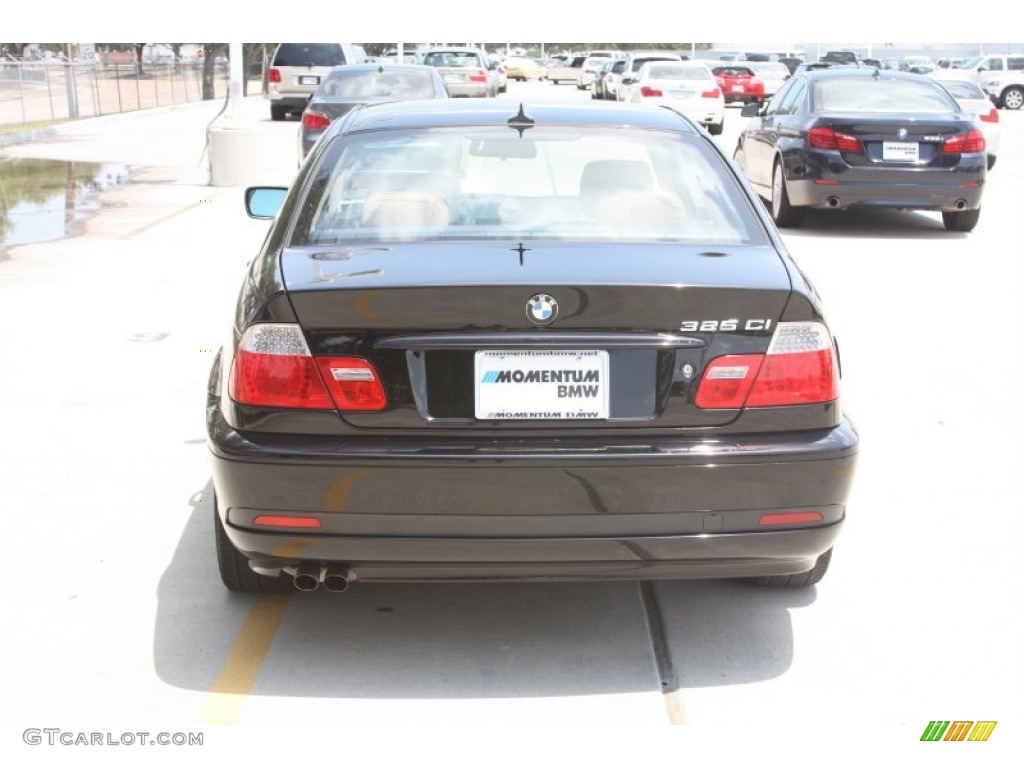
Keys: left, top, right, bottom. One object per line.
{"left": 298, "top": 76, "right": 320, "bottom": 85}
{"left": 443, "top": 74, "right": 463, "bottom": 83}
{"left": 883, "top": 141, "right": 919, "bottom": 161}
{"left": 475, "top": 350, "right": 610, "bottom": 420}
{"left": 732, "top": 85, "right": 745, "bottom": 92}
{"left": 670, "top": 89, "right": 694, "bottom": 99}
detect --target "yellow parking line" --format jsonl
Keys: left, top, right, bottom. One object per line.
{"left": 663, "top": 690, "right": 687, "bottom": 724}
{"left": 200, "top": 592, "right": 291, "bottom": 725}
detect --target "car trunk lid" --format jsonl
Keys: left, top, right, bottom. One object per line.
{"left": 279, "top": 241, "right": 793, "bottom": 431}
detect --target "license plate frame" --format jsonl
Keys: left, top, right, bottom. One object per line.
{"left": 298, "top": 75, "right": 320, "bottom": 86}
{"left": 474, "top": 350, "right": 610, "bottom": 420}
{"left": 882, "top": 141, "right": 920, "bottom": 161}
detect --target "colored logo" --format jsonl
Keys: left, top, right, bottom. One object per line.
{"left": 920, "top": 721, "right": 997, "bottom": 742}
{"left": 526, "top": 294, "right": 558, "bottom": 326}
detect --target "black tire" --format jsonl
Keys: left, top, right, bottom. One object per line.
{"left": 987, "top": 155, "right": 996, "bottom": 171}
{"left": 942, "top": 208, "right": 981, "bottom": 232}
{"left": 770, "top": 160, "right": 804, "bottom": 228}
{"left": 215, "top": 499, "right": 293, "bottom": 593}
{"left": 270, "top": 104, "right": 287, "bottom": 122}
{"left": 747, "top": 548, "right": 832, "bottom": 587}
{"left": 708, "top": 121, "right": 724, "bottom": 136}
{"left": 1000, "top": 86, "right": 1024, "bottom": 110}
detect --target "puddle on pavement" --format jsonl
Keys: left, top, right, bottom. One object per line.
{"left": 0, "top": 157, "right": 133, "bottom": 260}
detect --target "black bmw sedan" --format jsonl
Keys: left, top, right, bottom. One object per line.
{"left": 733, "top": 68, "right": 986, "bottom": 231}
{"left": 208, "top": 99, "right": 858, "bottom": 593}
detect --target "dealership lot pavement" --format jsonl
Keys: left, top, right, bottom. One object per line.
{"left": 2, "top": 86, "right": 1021, "bottom": 763}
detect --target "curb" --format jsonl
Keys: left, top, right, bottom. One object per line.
{"left": 0, "top": 127, "right": 58, "bottom": 147}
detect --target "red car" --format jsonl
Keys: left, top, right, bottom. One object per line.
{"left": 712, "top": 65, "right": 765, "bottom": 105}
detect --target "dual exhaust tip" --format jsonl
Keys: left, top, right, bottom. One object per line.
{"left": 287, "top": 563, "right": 356, "bottom": 593}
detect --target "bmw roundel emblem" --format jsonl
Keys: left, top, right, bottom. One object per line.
{"left": 526, "top": 294, "right": 558, "bottom": 326}
{"left": 897, "top": 128, "right": 908, "bottom": 139}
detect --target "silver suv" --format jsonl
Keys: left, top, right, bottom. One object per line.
{"left": 267, "top": 43, "right": 365, "bottom": 121}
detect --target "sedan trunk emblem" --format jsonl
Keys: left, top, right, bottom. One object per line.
{"left": 526, "top": 294, "right": 558, "bottom": 325}
{"left": 897, "top": 128, "right": 909, "bottom": 139}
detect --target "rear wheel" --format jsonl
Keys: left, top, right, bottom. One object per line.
{"left": 942, "top": 208, "right": 981, "bottom": 232}
{"left": 707, "top": 120, "right": 724, "bottom": 136}
{"left": 1001, "top": 86, "right": 1024, "bottom": 110}
{"left": 747, "top": 548, "right": 832, "bottom": 587}
{"left": 732, "top": 144, "right": 746, "bottom": 172}
{"left": 987, "top": 155, "right": 996, "bottom": 171}
{"left": 215, "top": 498, "right": 293, "bottom": 593}
{"left": 270, "top": 104, "right": 287, "bottom": 122}
{"left": 771, "top": 160, "right": 804, "bottom": 228}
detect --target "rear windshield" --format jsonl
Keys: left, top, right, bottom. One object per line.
{"left": 291, "top": 126, "right": 765, "bottom": 246}
{"left": 319, "top": 69, "right": 437, "bottom": 99}
{"left": 643, "top": 64, "right": 713, "bottom": 81}
{"left": 631, "top": 57, "right": 677, "bottom": 72}
{"left": 274, "top": 43, "right": 345, "bottom": 67}
{"left": 423, "top": 51, "right": 481, "bottom": 68}
{"left": 713, "top": 66, "right": 755, "bottom": 78}
{"left": 750, "top": 63, "right": 789, "bottom": 76}
{"left": 937, "top": 79, "right": 985, "bottom": 100}
{"left": 814, "top": 78, "right": 958, "bottom": 112}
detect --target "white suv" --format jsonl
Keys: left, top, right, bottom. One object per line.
{"left": 951, "top": 54, "right": 1024, "bottom": 109}
{"left": 267, "top": 43, "right": 365, "bottom": 121}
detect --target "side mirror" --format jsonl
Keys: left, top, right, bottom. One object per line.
{"left": 622, "top": 77, "right": 635, "bottom": 85}
{"left": 245, "top": 187, "right": 288, "bottom": 219}
{"left": 740, "top": 103, "right": 762, "bottom": 118}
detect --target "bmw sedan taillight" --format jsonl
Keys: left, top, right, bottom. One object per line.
{"left": 808, "top": 126, "right": 862, "bottom": 152}
{"left": 640, "top": 86, "right": 663, "bottom": 97}
{"left": 302, "top": 111, "right": 331, "bottom": 130}
{"left": 695, "top": 322, "right": 838, "bottom": 409}
{"left": 230, "top": 324, "right": 387, "bottom": 411}
{"left": 942, "top": 129, "right": 985, "bottom": 154}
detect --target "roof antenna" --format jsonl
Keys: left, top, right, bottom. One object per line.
{"left": 507, "top": 103, "right": 535, "bottom": 137}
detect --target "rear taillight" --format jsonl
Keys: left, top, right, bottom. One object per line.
{"left": 808, "top": 126, "right": 862, "bottom": 152}
{"left": 268, "top": 68, "right": 281, "bottom": 83}
{"left": 979, "top": 108, "right": 999, "bottom": 123}
{"left": 640, "top": 85, "right": 663, "bottom": 97}
{"left": 230, "top": 324, "right": 387, "bottom": 411}
{"left": 701, "top": 88, "right": 721, "bottom": 98}
{"left": 695, "top": 354, "right": 764, "bottom": 409}
{"left": 469, "top": 69, "right": 488, "bottom": 82}
{"left": 301, "top": 110, "right": 330, "bottom": 130}
{"left": 315, "top": 357, "right": 388, "bottom": 411}
{"left": 695, "top": 322, "right": 838, "bottom": 409}
{"left": 942, "top": 129, "right": 985, "bottom": 154}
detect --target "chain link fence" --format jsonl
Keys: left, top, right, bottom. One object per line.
{"left": 0, "top": 58, "right": 233, "bottom": 128}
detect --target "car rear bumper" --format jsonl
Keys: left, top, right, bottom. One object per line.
{"left": 444, "top": 83, "right": 490, "bottom": 98}
{"left": 208, "top": 403, "right": 858, "bottom": 581}
{"left": 268, "top": 94, "right": 311, "bottom": 110}
{"left": 787, "top": 172, "right": 985, "bottom": 211}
